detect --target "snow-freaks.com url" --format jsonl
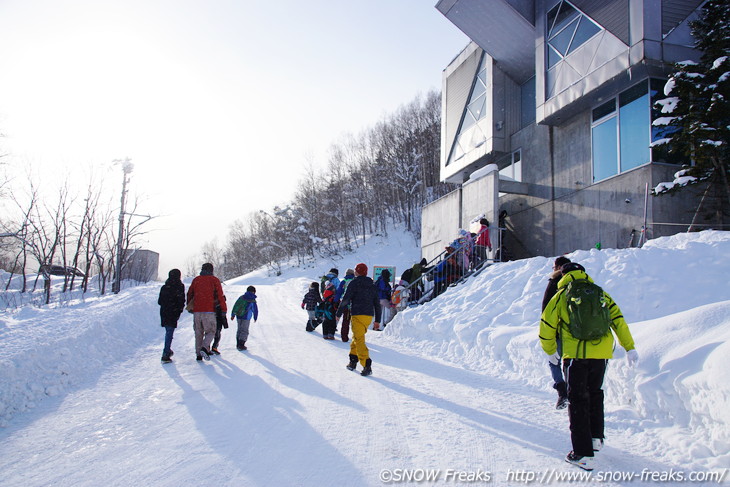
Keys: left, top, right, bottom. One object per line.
{"left": 507, "top": 468, "right": 728, "bottom": 484}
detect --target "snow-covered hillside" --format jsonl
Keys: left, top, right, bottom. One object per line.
{"left": 0, "top": 229, "right": 728, "bottom": 486}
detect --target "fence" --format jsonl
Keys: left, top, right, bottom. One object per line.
{"left": 396, "top": 226, "right": 505, "bottom": 309}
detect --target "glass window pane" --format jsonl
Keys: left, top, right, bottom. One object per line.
{"left": 521, "top": 77, "right": 536, "bottom": 128}
{"left": 619, "top": 81, "right": 648, "bottom": 108}
{"left": 468, "top": 94, "right": 486, "bottom": 121}
{"left": 514, "top": 160, "right": 522, "bottom": 182}
{"left": 550, "top": 17, "right": 579, "bottom": 55}
{"left": 547, "top": 3, "right": 560, "bottom": 35}
{"left": 593, "top": 118, "right": 618, "bottom": 181}
{"left": 461, "top": 110, "right": 476, "bottom": 131}
{"left": 568, "top": 16, "right": 601, "bottom": 54}
{"left": 620, "top": 88, "right": 650, "bottom": 172}
{"left": 592, "top": 99, "right": 615, "bottom": 122}
{"left": 477, "top": 66, "right": 487, "bottom": 86}
{"left": 550, "top": 2, "right": 579, "bottom": 37}
{"left": 547, "top": 44, "right": 562, "bottom": 69}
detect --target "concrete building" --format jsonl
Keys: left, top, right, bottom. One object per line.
{"left": 121, "top": 249, "right": 159, "bottom": 283}
{"left": 422, "top": 0, "right": 724, "bottom": 262}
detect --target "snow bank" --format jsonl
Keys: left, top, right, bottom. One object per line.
{"left": 0, "top": 285, "right": 160, "bottom": 426}
{"left": 385, "top": 230, "right": 730, "bottom": 467}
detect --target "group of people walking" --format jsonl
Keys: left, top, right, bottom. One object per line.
{"left": 157, "top": 263, "right": 259, "bottom": 363}
{"left": 157, "top": 251, "right": 639, "bottom": 471}
{"left": 300, "top": 263, "right": 382, "bottom": 376}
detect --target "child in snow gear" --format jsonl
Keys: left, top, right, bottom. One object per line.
{"left": 334, "top": 269, "right": 355, "bottom": 341}
{"left": 541, "top": 256, "right": 572, "bottom": 409}
{"left": 336, "top": 263, "right": 381, "bottom": 375}
{"left": 540, "top": 262, "right": 638, "bottom": 471}
{"left": 230, "top": 286, "right": 259, "bottom": 350}
{"left": 320, "top": 281, "right": 338, "bottom": 339}
{"left": 320, "top": 268, "right": 340, "bottom": 294}
{"left": 158, "top": 269, "right": 185, "bottom": 363}
{"left": 302, "top": 282, "right": 322, "bottom": 332}
{"left": 187, "top": 263, "right": 226, "bottom": 361}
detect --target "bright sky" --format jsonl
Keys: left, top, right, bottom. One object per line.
{"left": 0, "top": 0, "right": 468, "bottom": 275}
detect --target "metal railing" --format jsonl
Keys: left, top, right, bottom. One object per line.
{"left": 394, "top": 226, "right": 505, "bottom": 309}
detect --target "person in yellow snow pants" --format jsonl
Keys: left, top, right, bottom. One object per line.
{"left": 349, "top": 314, "right": 372, "bottom": 367}
{"left": 336, "top": 263, "right": 381, "bottom": 376}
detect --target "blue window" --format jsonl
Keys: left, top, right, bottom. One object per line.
{"left": 591, "top": 80, "right": 675, "bottom": 182}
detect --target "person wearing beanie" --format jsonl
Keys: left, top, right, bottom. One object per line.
{"left": 334, "top": 268, "right": 355, "bottom": 341}
{"left": 187, "top": 263, "right": 227, "bottom": 361}
{"left": 158, "top": 268, "right": 185, "bottom": 363}
{"left": 301, "top": 282, "right": 322, "bottom": 332}
{"left": 540, "top": 262, "right": 638, "bottom": 471}
{"left": 230, "top": 285, "right": 259, "bottom": 350}
{"left": 336, "top": 263, "right": 381, "bottom": 376}
{"left": 541, "top": 256, "right": 573, "bottom": 409}
{"left": 320, "top": 281, "right": 338, "bottom": 339}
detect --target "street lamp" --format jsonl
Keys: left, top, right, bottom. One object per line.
{"left": 112, "top": 158, "right": 134, "bottom": 294}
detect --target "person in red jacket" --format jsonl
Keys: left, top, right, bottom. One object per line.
{"left": 187, "top": 263, "right": 227, "bottom": 361}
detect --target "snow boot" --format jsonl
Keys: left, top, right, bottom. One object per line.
{"left": 592, "top": 438, "right": 604, "bottom": 452}
{"left": 565, "top": 451, "right": 594, "bottom": 471}
{"left": 555, "top": 382, "right": 569, "bottom": 410}
{"left": 240, "top": 341, "right": 247, "bottom": 350}
{"left": 211, "top": 347, "right": 221, "bottom": 355}
{"left": 161, "top": 355, "right": 172, "bottom": 364}
{"left": 196, "top": 354, "right": 203, "bottom": 361}
{"left": 200, "top": 348, "right": 211, "bottom": 361}
{"left": 360, "top": 358, "right": 372, "bottom": 376}
{"left": 346, "top": 354, "right": 358, "bottom": 371}
{"left": 306, "top": 320, "right": 315, "bottom": 332}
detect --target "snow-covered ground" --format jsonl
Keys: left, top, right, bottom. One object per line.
{"left": 0, "top": 229, "right": 728, "bottom": 486}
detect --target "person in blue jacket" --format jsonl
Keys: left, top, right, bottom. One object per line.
{"left": 374, "top": 268, "right": 395, "bottom": 329}
{"left": 230, "top": 286, "right": 259, "bottom": 350}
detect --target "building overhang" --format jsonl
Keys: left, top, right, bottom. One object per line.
{"left": 436, "top": 0, "right": 535, "bottom": 84}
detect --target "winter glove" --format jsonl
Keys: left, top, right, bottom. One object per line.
{"left": 548, "top": 352, "right": 561, "bottom": 366}
{"left": 627, "top": 349, "right": 639, "bottom": 367}
{"left": 230, "top": 315, "right": 235, "bottom": 321}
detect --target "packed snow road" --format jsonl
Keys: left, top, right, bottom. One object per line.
{"left": 0, "top": 279, "right": 708, "bottom": 486}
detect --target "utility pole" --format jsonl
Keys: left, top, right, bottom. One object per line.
{"left": 113, "top": 158, "right": 134, "bottom": 294}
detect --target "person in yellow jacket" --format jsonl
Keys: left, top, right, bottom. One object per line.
{"left": 540, "top": 262, "right": 638, "bottom": 471}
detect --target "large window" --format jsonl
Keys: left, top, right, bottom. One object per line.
{"left": 447, "top": 52, "right": 489, "bottom": 166}
{"left": 591, "top": 80, "right": 676, "bottom": 182}
{"left": 546, "top": 1, "right": 601, "bottom": 70}
{"left": 500, "top": 149, "right": 523, "bottom": 182}
{"left": 521, "top": 77, "right": 536, "bottom": 128}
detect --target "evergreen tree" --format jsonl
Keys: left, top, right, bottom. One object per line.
{"left": 653, "top": 0, "right": 730, "bottom": 205}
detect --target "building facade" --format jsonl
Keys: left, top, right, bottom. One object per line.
{"left": 422, "top": 0, "right": 723, "bottom": 261}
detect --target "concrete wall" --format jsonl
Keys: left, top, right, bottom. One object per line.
{"left": 422, "top": 190, "right": 461, "bottom": 262}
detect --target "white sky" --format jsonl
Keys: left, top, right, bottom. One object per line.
{"left": 0, "top": 0, "right": 468, "bottom": 275}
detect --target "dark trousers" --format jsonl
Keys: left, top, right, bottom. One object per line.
{"left": 212, "top": 322, "right": 223, "bottom": 349}
{"left": 340, "top": 308, "right": 351, "bottom": 341}
{"left": 564, "top": 358, "right": 607, "bottom": 457}
{"left": 322, "top": 318, "right": 337, "bottom": 337}
{"left": 163, "top": 326, "right": 175, "bottom": 357}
